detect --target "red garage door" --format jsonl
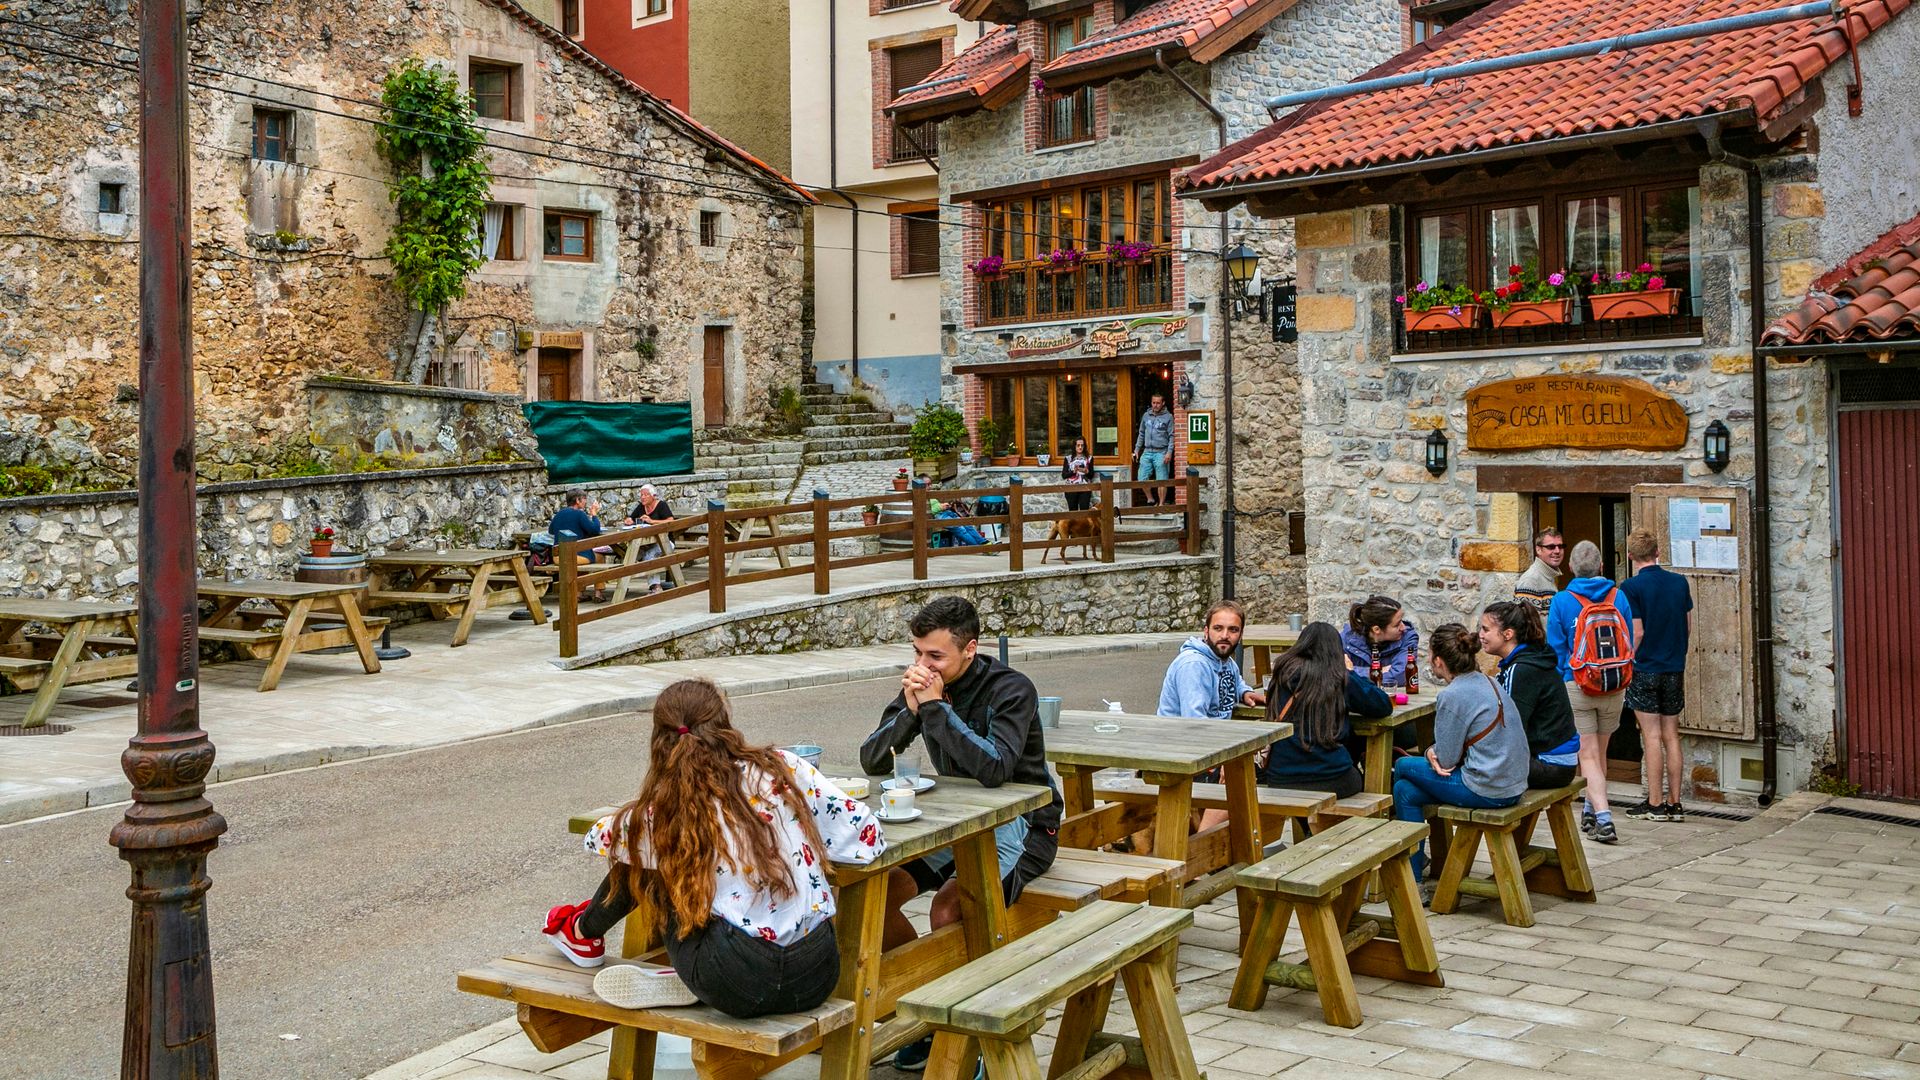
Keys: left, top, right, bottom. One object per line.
{"left": 1838, "top": 395, "right": 1920, "bottom": 798}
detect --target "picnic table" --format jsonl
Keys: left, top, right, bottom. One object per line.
{"left": 0, "top": 597, "right": 139, "bottom": 728}
{"left": 366, "top": 548, "right": 548, "bottom": 645}
{"left": 1239, "top": 624, "right": 1298, "bottom": 686}
{"left": 679, "top": 512, "right": 795, "bottom": 576}
{"left": 1047, "top": 709, "right": 1290, "bottom": 932}
{"left": 196, "top": 579, "right": 384, "bottom": 692}
{"left": 1350, "top": 689, "right": 1440, "bottom": 794}
{"left": 568, "top": 775, "right": 1050, "bottom": 1080}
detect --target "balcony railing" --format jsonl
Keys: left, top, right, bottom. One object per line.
{"left": 889, "top": 119, "right": 940, "bottom": 164}
{"left": 1398, "top": 310, "right": 1704, "bottom": 353}
{"left": 976, "top": 251, "right": 1175, "bottom": 327}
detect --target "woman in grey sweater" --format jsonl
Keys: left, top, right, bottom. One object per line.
{"left": 1392, "top": 623, "right": 1530, "bottom": 882}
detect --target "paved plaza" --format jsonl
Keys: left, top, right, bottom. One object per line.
{"left": 374, "top": 792, "right": 1920, "bottom": 1080}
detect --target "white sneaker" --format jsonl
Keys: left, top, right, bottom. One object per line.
{"left": 592, "top": 963, "right": 699, "bottom": 1010}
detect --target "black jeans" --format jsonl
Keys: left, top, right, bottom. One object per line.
{"left": 575, "top": 875, "right": 840, "bottom": 1018}
{"left": 1065, "top": 488, "right": 1092, "bottom": 512}
{"left": 1528, "top": 758, "right": 1578, "bottom": 789}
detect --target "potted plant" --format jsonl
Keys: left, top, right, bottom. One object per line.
{"left": 975, "top": 415, "right": 1014, "bottom": 466}
{"left": 1483, "top": 264, "right": 1575, "bottom": 328}
{"left": 891, "top": 467, "right": 911, "bottom": 492}
{"left": 310, "top": 525, "right": 336, "bottom": 558}
{"left": 1044, "top": 248, "right": 1085, "bottom": 274}
{"left": 908, "top": 402, "right": 968, "bottom": 481}
{"left": 1108, "top": 240, "right": 1155, "bottom": 264}
{"left": 967, "top": 255, "right": 1006, "bottom": 279}
{"left": 861, "top": 504, "right": 881, "bottom": 527}
{"left": 1589, "top": 263, "right": 1681, "bottom": 319}
{"left": 1397, "top": 280, "right": 1482, "bottom": 332}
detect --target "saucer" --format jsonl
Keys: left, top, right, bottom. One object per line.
{"left": 876, "top": 807, "right": 923, "bottom": 822}
{"left": 883, "top": 776, "right": 936, "bottom": 793}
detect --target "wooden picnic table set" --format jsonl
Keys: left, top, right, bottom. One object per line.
{"left": 454, "top": 689, "right": 1603, "bottom": 1080}
{"left": 0, "top": 547, "right": 549, "bottom": 726}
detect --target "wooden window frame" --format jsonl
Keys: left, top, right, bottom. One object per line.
{"left": 561, "top": 0, "right": 583, "bottom": 38}
{"left": 251, "top": 108, "right": 293, "bottom": 162}
{"left": 983, "top": 370, "right": 1138, "bottom": 466}
{"left": 487, "top": 203, "right": 521, "bottom": 262}
{"left": 902, "top": 209, "right": 940, "bottom": 276}
{"left": 1039, "top": 12, "right": 1097, "bottom": 148}
{"left": 974, "top": 173, "right": 1175, "bottom": 327}
{"left": 543, "top": 209, "right": 596, "bottom": 262}
{"left": 470, "top": 61, "right": 518, "bottom": 122}
{"left": 698, "top": 209, "right": 721, "bottom": 248}
{"left": 646, "top": 0, "right": 668, "bottom": 16}
{"left": 886, "top": 40, "right": 946, "bottom": 164}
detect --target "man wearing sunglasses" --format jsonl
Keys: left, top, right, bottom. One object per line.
{"left": 1515, "top": 527, "right": 1565, "bottom": 616}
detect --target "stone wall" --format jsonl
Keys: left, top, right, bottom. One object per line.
{"left": 305, "top": 376, "right": 539, "bottom": 467}
{"left": 605, "top": 555, "right": 1219, "bottom": 663}
{"left": 0, "top": 0, "right": 805, "bottom": 487}
{"left": 1282, "top": 133, "right": 1898, "bottom": 796}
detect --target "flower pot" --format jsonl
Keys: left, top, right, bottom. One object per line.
{"left": 861, "top": 512, "right": 879, "bottom": 527}
{"left": 997, "top": 454, "right": 1019, "bottom": 467}
{"left": 1405, "top": 304, "right": 1483, "bottom": 332}
{"left": 1590, "top": 288, "right": 1681, "bottom": 320}
{"left": 1491, "top": 298, "right": 1572, "bottom": 328}
{"left": 891, "top": 477, "right": 910, "bottom": 492}
{"left": 310, "top": 539, "right": 334, "bottom": 558}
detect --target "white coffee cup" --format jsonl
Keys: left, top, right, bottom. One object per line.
{"left": 837, "top": 777, "right": 870, "bottom": 799}
{"left": 881, "top": 786, "right": 916, "bottom": 818}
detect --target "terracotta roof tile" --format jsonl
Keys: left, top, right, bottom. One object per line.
{"left": 1180, "top": 0, "right": 1910, "bottom": 194}
{"left": 1763, "top": 214, "right": 1920, "bottom": 344}
{"left": 1039, "top": 0, "right": 1299, "bottom": 86}
{"left": 887, "top": 26, "right": 1033, "bottom": 124}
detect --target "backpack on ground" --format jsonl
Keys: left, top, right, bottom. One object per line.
{"left": 1569, "top": 588, "right": 1634, "bottom": 695}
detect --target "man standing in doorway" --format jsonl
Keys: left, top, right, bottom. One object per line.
{"left": 1516, "top": 527, "right": 1565, "bottom": 616}
{"left": 1132, "top": 393, "right": 1175, "bottom": 507}
{"left": 1547, "top": 540, "right": 1635, "bottom": 845}
{"left": 1619, "top": 528, "right": 1693, "bottom": 822}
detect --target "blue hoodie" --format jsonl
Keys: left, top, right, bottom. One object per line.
{"left": 1158, "top": 636, "right": 1251, "bottom": 720}
{"left": 1546, "top": 577, "right": 1635, "bottom": 683}
{"left": 1340, "top": 623, "right": 1420, "bottom": 687}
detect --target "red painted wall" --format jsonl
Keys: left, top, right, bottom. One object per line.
{"left": 580, "top": 0, "right": 690, "bottom": 111}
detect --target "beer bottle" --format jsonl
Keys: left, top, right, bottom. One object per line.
{"left": 1369, "top": 645, "right": 1382, "bottom": 687}
{"left": 1404, "top": 641, "right": 1420, "bottom": 695}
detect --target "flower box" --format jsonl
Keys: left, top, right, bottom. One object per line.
{"left": 1405, "top": 304, "right": 1484, "bottom": 332}
{"left": 1590, "top": 288, "right": 1681, "bottom": 320}
{"left": 1491, "top": 298, "right": 1572, "bottom": 328}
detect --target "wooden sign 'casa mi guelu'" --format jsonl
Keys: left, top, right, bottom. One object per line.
{"left": 1466, "top": 375, "right": 1689, "bottom": 452}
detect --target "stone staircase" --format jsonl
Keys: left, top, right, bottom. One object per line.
{"left": 694, "top": 435, "right": 805, "bottom": 509}
{"left": 689, "top": 382, "right": 910, "bottom": 512}
{"left": 799, "top": 382, "right": 911, "bottom": 467}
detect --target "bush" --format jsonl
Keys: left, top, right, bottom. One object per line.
{"left": 909, "top": 403, "right": 968, "bottom": 459}
{"left": 975, "top": 415, "right": 1012, "bottom": 457}
{"left": 772, "top": 384, "right": 808, "bottom": 434}
{"left": 0, "top": 465, "right": 55, "bottom": 497}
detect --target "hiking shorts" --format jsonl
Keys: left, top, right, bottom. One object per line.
{"left": 1566, "top": 681, "right": 1624, "bottom": 738}
{"left": 904, "top": 816, "right": 1057, "bottom": 905}
{"left": 1626, "top": 671, "right": 1685, "bottom": 717}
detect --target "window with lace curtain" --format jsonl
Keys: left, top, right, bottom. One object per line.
{"left": 479, "top": 203, "right": 520, "bottom": 261}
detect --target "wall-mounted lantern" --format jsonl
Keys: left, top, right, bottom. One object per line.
{"left": 1425, "top": 428, "right": 1450, "bottom": 476}
{"left": 1703, "top": 419, "right": 1731, "bottom": 472}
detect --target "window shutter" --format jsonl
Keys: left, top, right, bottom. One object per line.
{"left": 890, "top": 41, "right": 944, "bottom": 95}
{"left": 904, "top": 211, "right": 940, "bottom": 275}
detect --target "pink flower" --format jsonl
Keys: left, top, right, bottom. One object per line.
{"left": 1648, "top": 275, "right": 1666, "bottom": 290}
{"left": 1395, "top": 294, "right": 1407, "bottom": 304}
{"left": 1638, "top": 262, "right": 1653, "bottom": 273}
{"left": 1415, "top": 281, "right": 1430, "bottom": 293}
{"left": 1613, "top": 271, "right": 1629, "bottom": 282}
{"left": 1547, "top": 272, "right": 1565, "bottom": 286}
{"left": 1031, "top": 76, "right": 1046, "bottom": 92}
{"left": 1590, "top": 272, "right": 1601, "bottom": 284}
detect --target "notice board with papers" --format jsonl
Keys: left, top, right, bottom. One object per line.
{"left": 1630, "top": 483, "right": 1754, "bottom": 740}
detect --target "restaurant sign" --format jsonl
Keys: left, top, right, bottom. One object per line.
{"left": 1005, "top": 315, "right": 1189, "bottom": 360}
{"left": 1466, "top": 375, "right": 1688, "bottom": 451}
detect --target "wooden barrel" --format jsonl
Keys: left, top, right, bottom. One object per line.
{"left": 294, "top": 551, "right": 369, "bottom": 586}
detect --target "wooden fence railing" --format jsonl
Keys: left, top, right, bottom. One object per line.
{"left": 553, "top": 468, "right": 1209, "bottom": 657}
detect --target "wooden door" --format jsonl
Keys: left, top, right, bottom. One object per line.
{"left": 1835, "top": 403, "right": 1920, "bottom": 798}
{"left": 1630, "top": 484, "right": 1755, "bottom": 741}
{"left": 537, "top": 348, "right": 575, "bottom": 401}
{"left": 702, "top": 327, "right": 727, "bottom": 427}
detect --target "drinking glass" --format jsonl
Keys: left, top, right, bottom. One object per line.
{"left": 894, "top": 752, "right": 922, "bottom": 788}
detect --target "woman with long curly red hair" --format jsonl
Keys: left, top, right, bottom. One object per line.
{"left": 543, "top": 678, "right": 885, "bottom": 1016}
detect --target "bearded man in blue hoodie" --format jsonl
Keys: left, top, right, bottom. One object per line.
{"left": 1159, "top": 599, "right": 1269, "bottom": 721}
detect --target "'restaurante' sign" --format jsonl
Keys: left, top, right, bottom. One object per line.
{"left": 1466, "top": 374, "right": 1688, "bottom": 451}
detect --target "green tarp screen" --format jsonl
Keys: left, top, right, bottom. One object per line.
{"left": 522, "top": 401, "right": 695, "bottom": 484}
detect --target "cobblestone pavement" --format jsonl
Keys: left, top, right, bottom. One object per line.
{"left": 373, "top": 794, "right": 1920, "bottom": 1080}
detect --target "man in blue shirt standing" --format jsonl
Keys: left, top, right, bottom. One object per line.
{"left": 1618, "top": 528, "right": 1694, "bottom": 823}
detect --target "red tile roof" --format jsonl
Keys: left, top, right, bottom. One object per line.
{"left": 1179, "top": 0, "right": 1910, "bottom": 196}
{"left": 888, "top": 26, "right": 1033, "bottom": 124}
{"left": 1763, "top": 214, "right": 1920, "bottom": 345}
{"left": 1038, "top": 0, "right": 1300, "bottom": 89}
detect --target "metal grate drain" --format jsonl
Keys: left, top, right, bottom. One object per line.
{"left": 1816, "top": 805, "right": 1920, "bottom": 828}
{"left": 1679, "top": 805, "right": 1756, "bottom": 822}
{"left": 0, "top": 723, "right": 73, "bottom": 737}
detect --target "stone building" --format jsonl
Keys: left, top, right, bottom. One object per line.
{"left": 1181, "top": 0, "right": 1919, "bottom": 798}
{"left": 0, "top": 0, "right": 810, "bottom": 485}
{"left": 883, "top": 0, "right": 1405, "bottom": 611}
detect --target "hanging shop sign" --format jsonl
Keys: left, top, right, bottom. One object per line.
{"left": 1466, "top": 374, "right": 1688, "bottom": 451}
{"left": 1003, "top": 316, "right": 1190, "bottom": 361}
{"left": 1268, "top": 281, "right": 1297, "bottom": 344}
{"left": 1186, "top": 409, "right": 1215, "bottom": 465}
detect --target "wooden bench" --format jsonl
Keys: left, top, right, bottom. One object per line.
{"left": 0, "top": 654, "right": 53, "bottom": 687}
{"left": 1429, "top": 779, "right": 1595, "bottom": 927}
{"left": 1231, "top": 817, "right": 1440, "bottom": 1028}
{"left": 458, "top": 951, "right": 853, "bottom": 1079}
{"left": 897, "top": 899, "right": 1201, "bottom": 1080}
{"left": 197, "top": 617, "right": 390, "bottom": 659}
{"left": 1017, "top": 847, "right": 1186, "bottom": 912}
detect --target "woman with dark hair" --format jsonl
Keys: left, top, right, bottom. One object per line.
{"left": 544, "top": 679, "right": 885, "bottom": 1016}
{"left": 1391, "top": 624, "right": 1530, "bottom": 882}
{"left": 1480, "top": 601, "right": 1580, "bottom": 789}
{"left": 1060, "top": 436, "right": 1094, "bottom": 512}
{"left": 1341, "top": 594, "right": 1420, "bottom": 687}
{"left": 1260, "top": 622, "right": 1393, "bottom": 797}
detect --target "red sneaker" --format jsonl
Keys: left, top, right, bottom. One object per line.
{"left": 544, "top": 901, "right": 605, "bottom": 968}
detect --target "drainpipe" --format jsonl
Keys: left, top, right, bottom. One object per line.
{"left": 1156, "top": 49, "right": 1238, "bottom": 598}
{"left": 1707, "top": 122, "right": 1780, "bottom": 806}
{"left": 827, "top": 0, "right": 859, "bottom": 383}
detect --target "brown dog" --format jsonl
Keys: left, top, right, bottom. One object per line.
{"left": 1041, "top": 514, "right": 1099, "bottom": 563}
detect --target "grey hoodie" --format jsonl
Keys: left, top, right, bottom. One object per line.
{"left": 1432, "top": 671, "right": 1530, "bottom": 800}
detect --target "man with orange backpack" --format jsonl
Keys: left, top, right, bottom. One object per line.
{"left": 1545, "top": 540, "right": 1635, "bottom": 844}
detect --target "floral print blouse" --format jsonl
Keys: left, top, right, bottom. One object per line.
{"left": 585, "top": 751, "right": 885, "bottom": 946}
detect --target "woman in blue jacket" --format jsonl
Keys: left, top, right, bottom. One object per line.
{"left": 1261, "top": 622, "right": 1393, "bottom": 797}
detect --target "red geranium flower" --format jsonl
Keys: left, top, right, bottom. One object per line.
{"left": 1508, "top": 264, "right": 1523, "bottom": 277}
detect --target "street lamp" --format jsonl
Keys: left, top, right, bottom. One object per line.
{"left": 1224, "top": 242, "right": 1260, "bottom": 320}
{"left": 1703, "top": 419, "right": 1731, "bottom": 472}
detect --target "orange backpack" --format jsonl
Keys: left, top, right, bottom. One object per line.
{"left": 1569, "top": 588, "right": 1635, "bottom": 695}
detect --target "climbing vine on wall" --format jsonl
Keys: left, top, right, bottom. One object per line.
{"left": 375, "top": 59, "right": 492, "bottom": 381}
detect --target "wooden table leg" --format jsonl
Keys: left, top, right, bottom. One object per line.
{"left": 1145, "top": 773, "right": 1192, "bottom": 906}
{"left": 818, "top": 874, "right": 888, "bottom": 1080}
{"left": 1221, "top": 756, "right": 1263, "bottom": 948}
{"left": 769, "top": 516, "right": 792, "bottom": 569}
{"left": 608, "top": 893, "right": 662, "bottom": 1080}
{"left": 1380, "top": 853, "right": 1439, "bottom": 974}
{"left": 611, "top": 538, "right": 644, "bottom": 606}
{"left": 1120, "top": 942, "right": 1202, "bottom": 1080}
{"left": 937, "top": 828, "right": 1009, "bottom": 1080}
{"left": 1251, "top": 645, "right": 1271, "bottom": 686}
{"left": 1364, "top": 732, "right": 1394, "bottom": 794}
{"left": 449, "top": 567, "right": 491, "bottom": 647}
{"left": 20, "top": 619, "right": 97, "bottom": 729}
{"left": 332, "top": 593, "right": 382, "bottom": 674}
{"left": 510, "top": 557, "right": 550, "bottom": 626}
{"left": 1228, "top": 893, "right": 1291, "bottom": 1012}
{"left": 257, "top": 598, "right": 315, "bottom": 692}
{"left": 1059, "top": 765, "right": 1095, "bottom": 817}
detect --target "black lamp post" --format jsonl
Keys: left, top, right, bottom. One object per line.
{"left": 1425, "top": 428, "right": 1450, "bottom": 476}
{"left": 1704, "top": 419, "right": 1731, "bottom": 472}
